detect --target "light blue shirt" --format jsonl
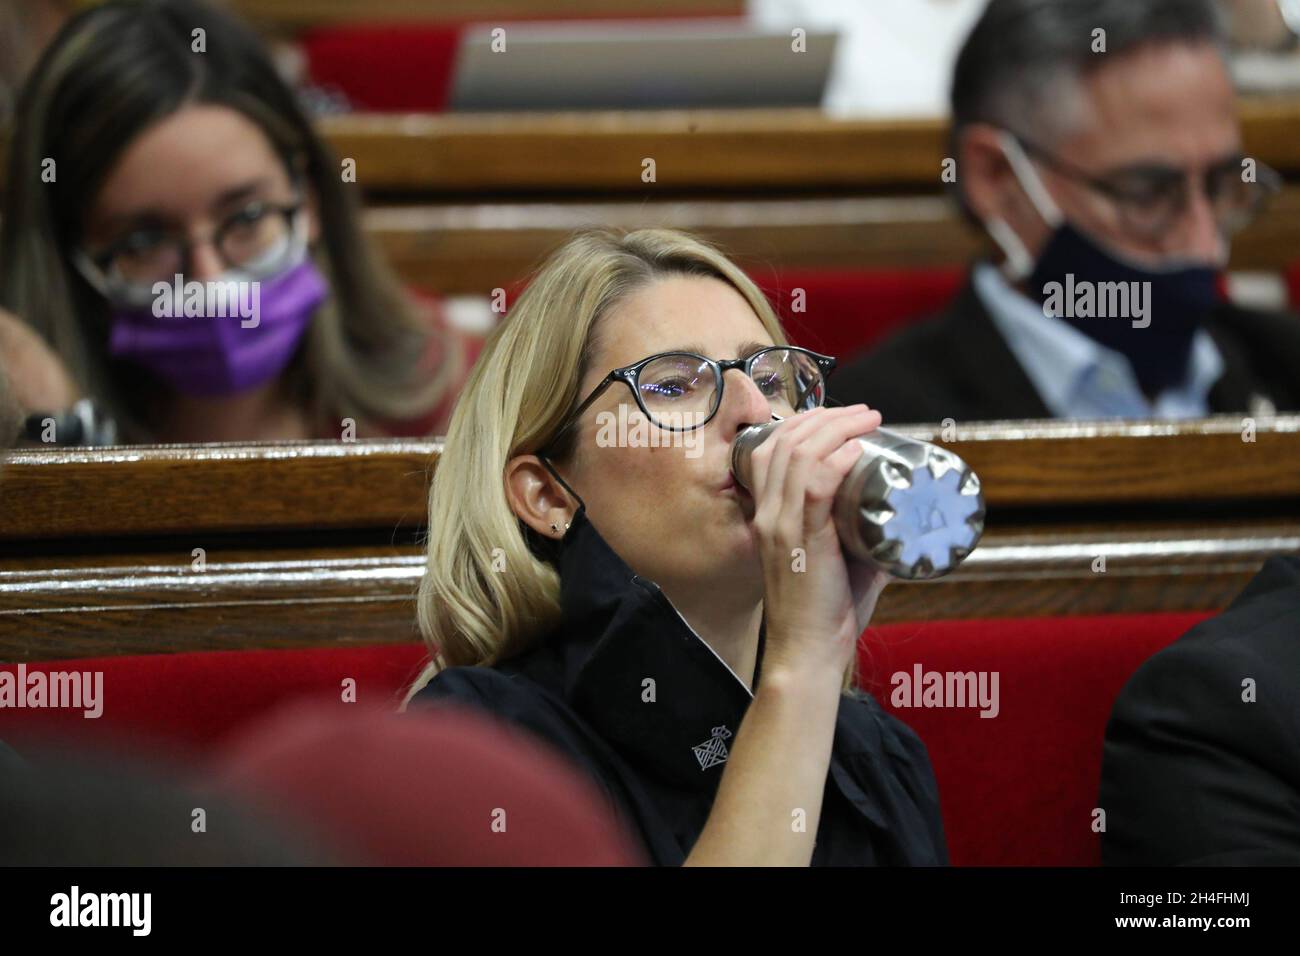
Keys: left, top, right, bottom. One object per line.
{"left": 972, "top": 262, "right": 1225, "bottom": 419}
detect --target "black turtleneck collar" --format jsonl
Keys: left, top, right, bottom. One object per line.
{"left": 501, "top": 504, "right": 766, "bottom": 792}
{"left": 465, "top": 506, "right": 950, "bottom": 866}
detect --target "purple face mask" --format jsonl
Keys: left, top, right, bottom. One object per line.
{"left": 108, "top": 258, "right": 329, "bottom": 398}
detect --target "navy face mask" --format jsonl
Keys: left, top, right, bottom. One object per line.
{"left": 1027, "top": 223, "right": 1219, "bottom": 396}
{"left": 990, "top": 134, "right": 1223, "bottom": 398}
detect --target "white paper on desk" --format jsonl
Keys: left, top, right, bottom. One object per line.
{"left": 749, "top": 0, "right": 985, "bottom": 119}
{"left": 1231, "top": 50, "right": 1300, "bottom": 92}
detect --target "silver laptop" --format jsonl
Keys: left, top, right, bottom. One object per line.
{"left": 449, "top": 19, "right": 838, "bottom": 111}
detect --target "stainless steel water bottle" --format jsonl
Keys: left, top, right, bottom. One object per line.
{"left": 731, "top": 421, "right": 985, "bottom": 580}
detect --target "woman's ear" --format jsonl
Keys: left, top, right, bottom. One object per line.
{"left": 504, "top": 454, "right": 574, "bottom": 539}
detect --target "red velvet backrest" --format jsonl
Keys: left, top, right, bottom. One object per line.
{"left": 500, "top": 267, "right": 967, "bottom": 366}
{"left": 758, "top": 266, "right": 966, "bottom": 363}
{"left": 864, "top": 611, "right": 1213, "bottom": 866}
{"left": 1, "top": 610, "right": 1211, "bottom": 865}
{"left": 0, "top": 643, "right": 430, "bottom": 763}
{"left": 302, "top": 25, "right": 463, "bottom": 112}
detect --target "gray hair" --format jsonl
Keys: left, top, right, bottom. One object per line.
{"left": 952, "top": 0, "right": 1228, "bottom": 144}
{"left": 947, "top": 0, "right": 1228, "bottom": 221}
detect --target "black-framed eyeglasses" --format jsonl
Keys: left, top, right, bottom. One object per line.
{"left": 73, "top": 197, "right": 307, "bottom": 307}
{"left": 1012, "top": 133, "right": 1281, "bottom": 242}
{"left": 541, "top": 345, "right": 837, "bottom": 454}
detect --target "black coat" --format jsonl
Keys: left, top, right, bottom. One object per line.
{"left": 829, "top": 276, "right": 1300, "bottom": 424}
{"left": 411, "top": 505, "right": 949, "bottom": 866}
{"left": 1099, "top": 555, "right": 1300, "bottom": 865}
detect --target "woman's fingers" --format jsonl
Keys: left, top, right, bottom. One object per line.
{"left": 768, "top": 406, "right": 879, "bottom": 544}
{"left": 749, "top": 410, "right": 821, "bottom": 542}
{"left": 752, "top": 406, "right": 874, "bottom": 508}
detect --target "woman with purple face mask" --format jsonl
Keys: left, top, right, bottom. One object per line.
{"left": 0, "top": 0, "right": 470, "bottom": 444}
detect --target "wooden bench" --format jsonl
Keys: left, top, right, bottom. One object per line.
{"left": 5, "top": 104, "right": 1300, "bottom": 304}
{"left": 313, "top": 98, "right": 1300, "bottom": 195}
{"left": 367, "top": 188, "right": 1300, "bottom": 296}
{"left": 2, "top": 416, "right": 1297, "bottom": 661}
{"left": 321, "top": 97, "right": 1300, "bottom": 295}
{"left": 6, "top": 98, "right": 1300, "bottom": 194}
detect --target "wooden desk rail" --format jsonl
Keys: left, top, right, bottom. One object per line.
{"left": 2, "top": 523, "right": 1296, "bottom": 661}
{"left": 0, "top": 441, "right": 437, "bottom": 541}
{"left": 314, "top": 98, "right": 1300, "bottom": 194}
{"left": 3, "top": 98, "right": 1299, "bottom": 201}
{"left": 368, "top": 187, "right": 1300, "bottom": 295}
{"left": 1, "top": 417, "right": 1295, "bottom": 541}
{"left": 369, "top": 195, "right": 983, "bottom": 294}
{"left": 1, "top": 416, "right": 1296, "bottom": 659}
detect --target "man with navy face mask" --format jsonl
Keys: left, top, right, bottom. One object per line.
{"left": 831, "top": 0, "right": 1300, "bottom": 423}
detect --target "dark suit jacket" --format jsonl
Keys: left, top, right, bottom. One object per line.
{"left": 1099, "top": 555, "right": 1300, "bottom": 866}
{"left": 829, "top": 275, "right": 1300, "bottom": 423}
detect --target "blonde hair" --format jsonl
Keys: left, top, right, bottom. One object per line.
{"left": 401, "top": 228, "right": 856, "bottom": 708}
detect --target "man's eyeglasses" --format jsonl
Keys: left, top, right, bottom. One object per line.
{"left": 73, "top": 197, "right": 306, "bottom": 307}
{"left": 1012, "top": 134, "right": 1281, "bottom": 242}
{"left": 541, "top": 345, "right": 837, "bottom": 453}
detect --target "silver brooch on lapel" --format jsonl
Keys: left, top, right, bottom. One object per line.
{"left": 692, "top": 725, "right": 733, "bottom": 770}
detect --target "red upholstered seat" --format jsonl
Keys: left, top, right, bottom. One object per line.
{"left": 1287, "top": 261, "right": 1300, "bottom": 313}
{"left": 865, "top": 611, "right": 1213, "bottom": 866}
{"left": 503, "top": 267, "right": 966, "bottom": 367}
{"left": 0, "top": 610, "right": 1211, "bottom": 865}
{"left": 0, "top": 643, "right": 430, "bottom": 761}
{"left": 302, "top": 25, "right": 463, "bottom": 112}
{"left": 756, "top": 266, "right": 966, "bottom": 365}
{"left": 464, "top": 265, "right": 1298, "bottom": 369}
